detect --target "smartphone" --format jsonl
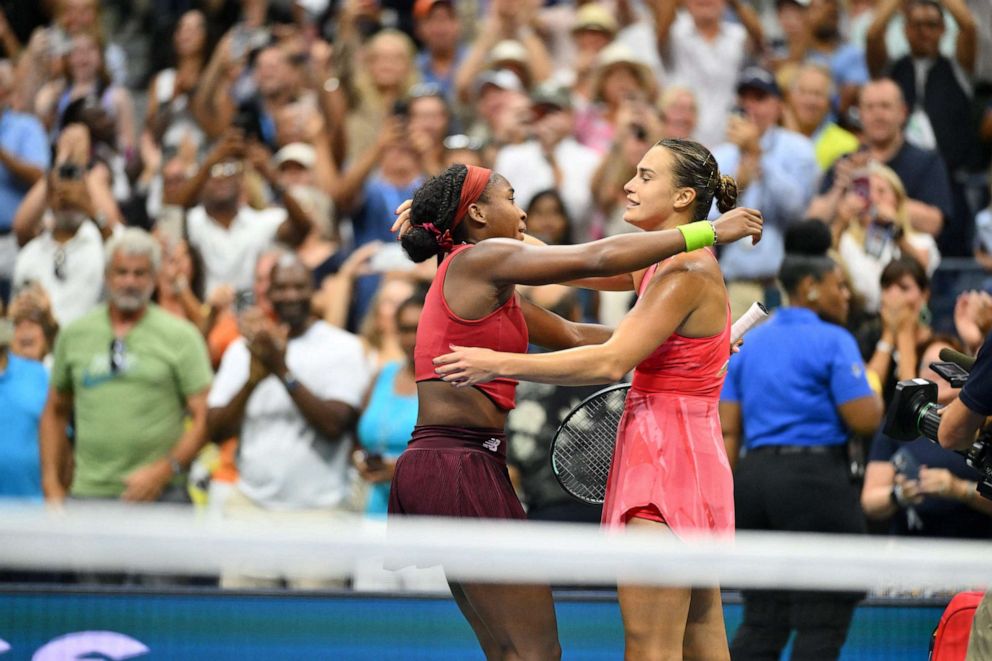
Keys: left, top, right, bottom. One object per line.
{"left": 392, "top": 99, "right": 409, "bottom": 119}
{"left": 892, "top": 448, "right": 921, "bottom": 481}
{"left": 234, "top": 290, "right": 256, "bottom": 313}
{"left": 362, "top": 450, "right": 385, "bottom": 470}
{"left": 57, "top": 162, "right": 84, "bottom": 181}
{"left": 850, "top": 171, "right": 871, "bottom": 202}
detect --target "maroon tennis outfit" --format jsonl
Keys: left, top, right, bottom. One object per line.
{"left": 388, "top": 243, "right": 529, "bottom": 519}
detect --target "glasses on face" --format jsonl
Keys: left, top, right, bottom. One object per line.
{"left": 109, "top": 338, "right": 126, "bottom": 374}
{"left": 209, "top": 161, "right": 244, "bottom": 178}
{"left": 53, "top": 247, "right": 67, "bottom": 281}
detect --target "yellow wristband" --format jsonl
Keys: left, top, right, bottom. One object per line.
{"left": 677, "top": 221, "right": 716, "bottom": 252}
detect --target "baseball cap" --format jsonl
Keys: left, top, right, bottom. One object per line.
{"left": 736, "top": 66, "right": 782, "bottom": 98}
{"left": 572, "top": 4, "right": 619, "bottom": 35}
{"left": 488, "top": 40, "right": 529, "bottom": 67}
{"left": 531, "top": 83, "right": 572, "bottom": 111}
{"left": 274, "top": 143, "right": 317, "bottom": 169}
{"left": 413, "top": 0, "right": 453, "bottom": 19}
{"left": 474, "top": 69, "right": 524, "bottom": 96}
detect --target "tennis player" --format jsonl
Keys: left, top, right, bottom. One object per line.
{"left": 390, "top": 161, "right": 761, "bottom": 660}
{"left": 433, "top": 141, "right": 745, "bottom": 660}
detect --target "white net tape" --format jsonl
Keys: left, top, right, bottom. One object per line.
{"left": 2, "top": 503, "right": 991, "bottom": 593}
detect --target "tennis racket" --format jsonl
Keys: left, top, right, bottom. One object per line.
{"left": 550, "top": 301, "right": 770, "bottom": 504}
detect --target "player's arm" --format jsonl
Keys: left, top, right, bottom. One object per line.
{"left": 435, "top": 263, "right": 704, "bottom": 386}
{"left": 719, "top": 402, "right": 743, "bottom": 471}
{"left": 520, "top": 296, "right": 612, "bottom": 351}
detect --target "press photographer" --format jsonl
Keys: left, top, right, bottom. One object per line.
{"left": 938, "top": 330, "right": 992, "bottom": 453}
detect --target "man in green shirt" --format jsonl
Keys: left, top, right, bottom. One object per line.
{"left": 40, "top": 228, "right": 213, "bottom": 502}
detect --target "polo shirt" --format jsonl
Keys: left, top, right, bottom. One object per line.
{"left": 186, "top": 205, "right": 287, "bottom": 296}
{"left": 721, "top": 307, "right": 874, "bottom": 448}
{"left": 0, "top": 354, "right": 49, "bottom": 499}
{"left": 51, "top": 304, "right": 213, "bottom": 498}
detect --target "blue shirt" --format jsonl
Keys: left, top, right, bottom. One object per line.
{"left": 712, "top": 127, "right": 818, "bottom": 280}
{"left": 0, "top": 110, "right": 50, "bottom": 231}
{"left": 0, "top": 354, "right": 49, "bottom": 499}
{"left": 721, "top": 307, "right": 874, "bottom": 448}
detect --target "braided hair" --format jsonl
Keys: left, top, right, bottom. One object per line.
{"left": 401, "top": 164, "right": 496, "bottom": 262}
{"left": 655, "top": 139, "right": 738, "bottom": 220}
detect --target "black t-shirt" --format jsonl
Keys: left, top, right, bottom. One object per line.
{"left": 961, "top": 332, "right": 992, "bottom": 416}
{"left": 869, "top": 431, "right": 992, "bottom": 539}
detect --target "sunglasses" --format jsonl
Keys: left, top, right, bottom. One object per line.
{"left": 53, "top": 247, "right": 67, "bottom": 281}
{"left": 209, "top": 161, "right": 244, "bottom": 178}
{"left": 109, "top": 338, "right": 126, "bottom": 374}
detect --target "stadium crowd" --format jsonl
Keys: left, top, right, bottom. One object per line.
{"left": 1, "top": 0, "right": 992, "bottom": 602}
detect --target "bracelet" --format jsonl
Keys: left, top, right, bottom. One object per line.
{"left": 875, "top": 340, "right": 894, "bottom": 354}
{"left": 891, "top": 483, "right": 908, "bottom": 508}
{"left": 677, "top": 221, "right": 716, "bottom": 252}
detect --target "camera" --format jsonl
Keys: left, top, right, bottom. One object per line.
{"left": 884, "top": 358, "right": 992, "bottom": 498}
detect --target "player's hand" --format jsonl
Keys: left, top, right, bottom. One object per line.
{"left": 712, "top": 207, "right": 764, "bottom": 246}
{"left": 434, "top": 344, "right": 504, "bottom": 387}
{"left": 391, "top": 199, "right": 413, "bottom": 238}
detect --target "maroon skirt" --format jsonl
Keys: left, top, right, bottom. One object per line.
{"left": 387, "top": 425, "right": 526, "bottom": 520}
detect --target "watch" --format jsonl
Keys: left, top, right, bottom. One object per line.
{"left": 168, "top": 456, "right": 184, "bottom": 476}
{"left": 282, "top": 370, "right": 302, "bottom": 392}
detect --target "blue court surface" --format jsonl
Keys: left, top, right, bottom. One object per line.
{"left": 0, "top": 588, "right": 945, "bottom": 659}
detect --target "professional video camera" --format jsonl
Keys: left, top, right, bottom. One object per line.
{"left": 883, "top": 349, "right": 992, "bottom": 499}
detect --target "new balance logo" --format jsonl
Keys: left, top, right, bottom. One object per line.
{"left": 483, "top": 437, "right": 501, "bottom": 452}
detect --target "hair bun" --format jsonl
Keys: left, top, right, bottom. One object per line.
{"left": 784, "top": 219, "right": 832, "bottom": 257}
{"left": 401, "top": 225, "right": 442, "bottom": 263}
{"left": 715, "top": 174, "right": 738, "bottom": 213}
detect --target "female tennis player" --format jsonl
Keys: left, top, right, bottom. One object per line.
{"left": 433, "top": 141, "right": 743, "bottom": 660}
{"left": 390, "top": 161, "right": 760, "bottom": 660}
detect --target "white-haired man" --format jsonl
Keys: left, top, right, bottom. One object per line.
{"left": 40, "top": 228, "right": 213, "bottom": 504}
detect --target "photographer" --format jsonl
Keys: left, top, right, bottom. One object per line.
{"left": 938, "top": 330, "right": 992, "bottom": 452}
{"left": 862, "top": 336, "right": 992, "bottom": 537}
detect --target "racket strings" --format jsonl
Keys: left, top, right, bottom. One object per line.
{"left": 552, "top": 387, "right": 629, "bottom": 504}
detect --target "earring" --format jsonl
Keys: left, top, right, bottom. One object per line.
{"left": 807, "top": 287, "right": 820, "bottom": 302}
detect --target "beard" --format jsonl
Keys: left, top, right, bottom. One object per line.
{"left": 813, "top": 23, "right": 839, "bottom": 41}
{"left": 110, "top": 287, "right": 153, "bottom": 312}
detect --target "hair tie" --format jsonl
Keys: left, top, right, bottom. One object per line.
{"left": 421, "top": 222, "right": 455, "bottom": 252}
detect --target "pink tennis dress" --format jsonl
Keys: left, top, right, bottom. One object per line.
{"left": 602, "top": 259, "right": 736, "bottom": 538}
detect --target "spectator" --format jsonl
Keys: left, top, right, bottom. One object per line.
{"left": 712, "top": 66, "right": 819, "bottom": 317}
{"left": 657, "top": 85, "right": 698, "bottom": 142}
{"left": 506, "top": 287, "right": 603, "bottom": 524}
{"left": 720, "top": 220, "right": 882, "bottom": 660}
{"left": 412, "top": 0, "right": 464, "bottom": 101}
{"left": 782, "top": 63, "right": 860, "bottom": 171}
{"left": 494, "top": 82, "right": 602, "bottom": 241}
{"left": 0, "top": 316, "right": 48, "bottom": 501}
{"left": 954, "top": 289, "right": 992, "bottom": 355}
{"left": 13, "top": 170, "right": 106, "bottom": 325}
{"left": 650, "top": 0, "right": 764, "bottom": 148}
{"left": 861, "top": 257, "right": 935, "bottom": 403}
{"left": 462, "top": 68, "right": 525, "bottom": 148}
{"left": 182, "top": 131, "right": 313, "bottom": 298}
{"left": 867, "top": 0, "right": 982, "bottom": 256}
{"left": 355, "top": 291, "right": 424, "bottom": 518}
{"left": 574, "top": 42, "right": 657, "bottom": 156}
{"left": 144, "top": 9, "right": 210, "bottom": 151}
{"left": 39, "top": 228, "right": 213, "bottom": 503}
{"left": 862, "top": 335, "right": 992, "bottom": 538}
{"left": 35, "top": 30, "right": 136, "bottom": 159}
{"left": 405, "top": 83, "right": 453, "bottom": 178}
{"left": 271, "top": 143, "right": 339, "bottom": 271}
{"left": 557, "top": 3, "right": 618, "bottom": 98}
{"left": 0, "top": 58, "right": 49, "bottom": 305}
{"left": 775, "top": 0, "right": 869, "bottom": 118}
{"left": 832, "top": 163, "right": 940, "bottom": 314}
{"left": 7, "top": 285, "right": 58, "bottom": 364}
{"left": 207, "top": 254, "right": 371, "bottom": 588}
{"left": 809, "top": 79, "right": 953, "bottom": 239}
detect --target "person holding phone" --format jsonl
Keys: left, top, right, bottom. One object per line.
{"left": 832, "top": 163, "right": 939, "bottom": 314}
{"left": 861, "top": 335, "right": 992, "bottom": 537}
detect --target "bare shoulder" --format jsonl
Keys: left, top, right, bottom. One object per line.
{"left": 653, "top": 250, "right": 721, "bottom": 283}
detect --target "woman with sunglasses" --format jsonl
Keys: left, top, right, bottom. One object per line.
{"left": 390, "top": 158, "right": 761, "bottom": 659}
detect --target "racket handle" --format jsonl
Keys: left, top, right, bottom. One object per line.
{"left": 731, "top": 301, "right": 769, "bottom": 344}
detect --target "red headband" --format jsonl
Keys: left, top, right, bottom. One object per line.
{"left": 420, "top": 165, "right": 493, "bottom": 254}
{"left": 453, "top": 165, "right": 493, "bottom": 232}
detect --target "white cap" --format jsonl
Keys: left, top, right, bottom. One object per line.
{"left": 474, "top": 69, "right": 524, "bottom": 96}
{"left": 274, "top": 143, "right": 317, "bottom": 169}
